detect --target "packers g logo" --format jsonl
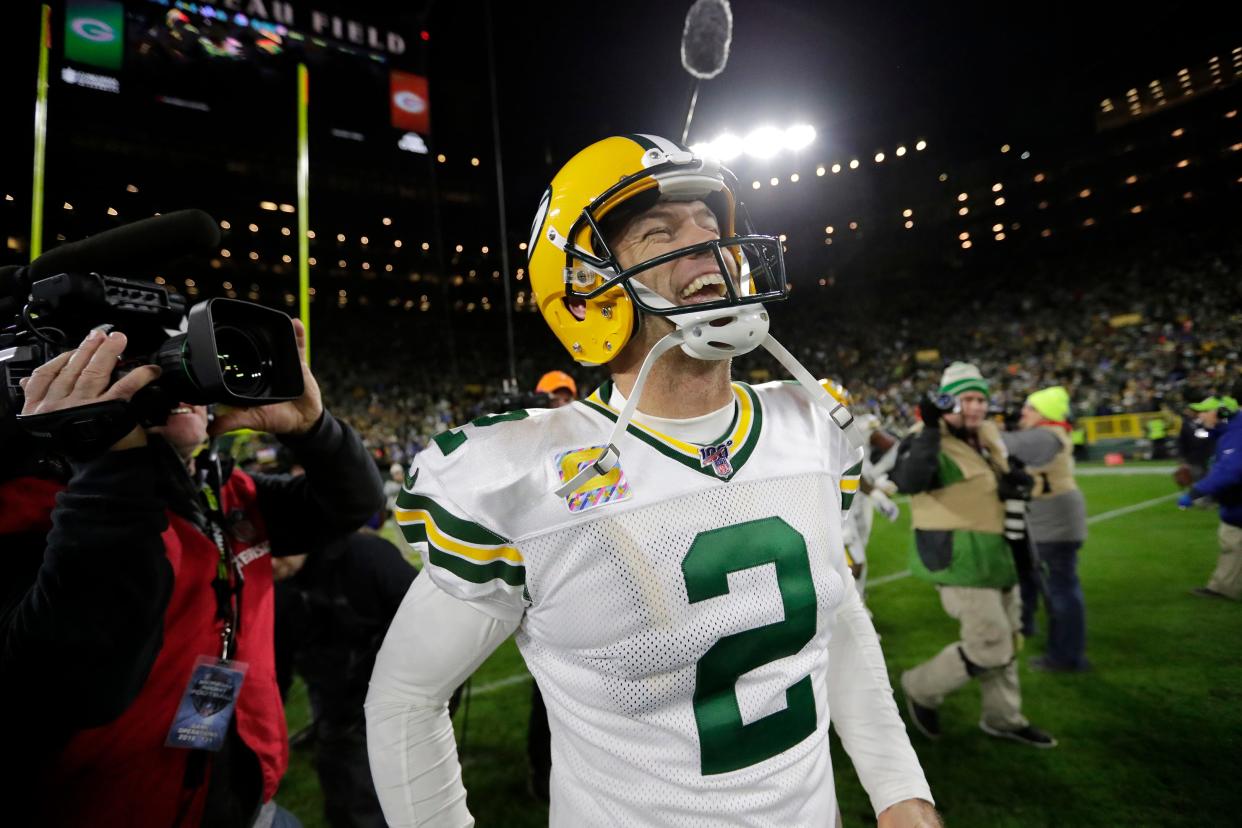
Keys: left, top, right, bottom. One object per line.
{"left": 71, "top": 17, "right": 116, "bottom": 43}
{"left": 393, "top": 90, "right": 426, "bottom": 114}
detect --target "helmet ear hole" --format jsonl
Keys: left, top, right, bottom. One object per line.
{"left": 563, "top": 296, "right": 587, "bottom": 321}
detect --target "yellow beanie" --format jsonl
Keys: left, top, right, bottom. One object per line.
{"left": 1027, "top": 386, "right": 1070, "bottom": 422}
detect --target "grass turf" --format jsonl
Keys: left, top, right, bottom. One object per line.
{"left": 280, "top": 472, "right": 1241, "bottom": 827}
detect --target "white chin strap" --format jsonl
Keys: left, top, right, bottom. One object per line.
{"left": 552, "top": 320, "right": 867, "bottom": 500}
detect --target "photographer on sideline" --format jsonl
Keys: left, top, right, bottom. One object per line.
{"left": 0, "top": 320, "right": 383, "bottom": 827}
{"left": 891, "top": 362, "right": 1056, "bottom": 748}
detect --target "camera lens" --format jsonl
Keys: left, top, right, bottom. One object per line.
{"left": 213, "top": 325, "right": 270, "bottom": 397}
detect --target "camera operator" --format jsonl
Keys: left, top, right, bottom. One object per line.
{"left": 891, "top": 362, "right": 1056, "bottom": 748}
{"left": 0, "top": 319, "right": 384, "bottom": 827}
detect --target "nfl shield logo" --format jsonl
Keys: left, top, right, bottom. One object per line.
{"left": 699, "top": 440, "right": 734, "bottom": 478}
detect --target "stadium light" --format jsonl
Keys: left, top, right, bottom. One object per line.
{"left": 784, "top": 124, "right": 816, "bottom": 150}
{"left": 743, "top": 126, "right": 786, "bottom": 159}
{"left": 697, "top": 124, "right": 816, "bottom": 161}
{"left": 915, "top": 139, "right": 927, "bottom": 151}
{"left": 896, "top": 146, "right": 907, "bottom": 156}
{"left": 259, "top": 201, "right": 278, "bottom": 211}
{"left": 849, "top": 159, "right": 860, "bottom": 169}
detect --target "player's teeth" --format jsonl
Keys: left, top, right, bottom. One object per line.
{"left": 681, "top": 274, "right": 724, "bottom": 298}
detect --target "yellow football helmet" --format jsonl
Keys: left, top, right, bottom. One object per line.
{"left": 527, "top": 134, "right": 787, "bottom": 365}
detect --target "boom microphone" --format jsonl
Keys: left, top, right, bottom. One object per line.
{"left": 679, "top": 0, "right": 733, "bottom": 144}
{"left": 27, "top": 209, "right": 221, "bottom": 282}
{"left": 680, "top": 0, "right": 733, "bottom": 80}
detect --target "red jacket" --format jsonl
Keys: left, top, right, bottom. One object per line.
{"left": 42, "top": 469, "right": 287, "bottom": 827}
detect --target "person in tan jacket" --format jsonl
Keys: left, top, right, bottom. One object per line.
{"left": 891, "top": 362, "right": 1056, "bottom": 748}
{"left": 999, "top": 387, "right": 1090, "bottom": 672}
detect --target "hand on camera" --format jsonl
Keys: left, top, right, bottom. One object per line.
{"left": 208, "top": 318, "right": 323, "bottom": 438}
{"left": 917, "top": 397, "right": 943, "bottom": 429}
{"left": 19, "top": 329, "right": 162, "bottom": 452}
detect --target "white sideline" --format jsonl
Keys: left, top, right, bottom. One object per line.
{"left": 466, "top": 492, "right": 1182, "bottom": 698}
{"left": 867, "top": 491, "right": 1181, "bottom": 589}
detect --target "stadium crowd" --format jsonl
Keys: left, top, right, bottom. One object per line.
{"left": 314, "top": 231, "right": 1242, "bottom": 467}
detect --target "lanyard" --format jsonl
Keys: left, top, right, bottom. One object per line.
{"left": 200, "top": 455, "right": 243, "bottom": 661}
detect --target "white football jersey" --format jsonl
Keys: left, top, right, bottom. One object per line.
{"left": 395, "top": 380, "right": 863, "bottom": 827}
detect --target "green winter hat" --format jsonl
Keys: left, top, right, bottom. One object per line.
{"left": 939, "top": 361, "right": 989, "bottom": 397}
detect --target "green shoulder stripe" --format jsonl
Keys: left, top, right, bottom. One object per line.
{"left": 395, "top": 489, "right": 509, "bottom": 546}
{"left": 401, "top": 523, "right": 524, "bottom": 587}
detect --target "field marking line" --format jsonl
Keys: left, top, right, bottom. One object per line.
{"left": 869, "top": 491, "right": 1180, "bottom": 589}
{"left": 467, "top": 671, "right": 533, "bottom": 698}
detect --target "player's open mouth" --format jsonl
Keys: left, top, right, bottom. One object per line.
{"left": 679, "top": 273, "right": 727, "bottom": 304}
{"left": 169, "top": 406, "right": 193, "bottom": 415}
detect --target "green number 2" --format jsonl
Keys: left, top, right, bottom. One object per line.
{"left": 682, "top": 517, "right": 818, "bottom": 775}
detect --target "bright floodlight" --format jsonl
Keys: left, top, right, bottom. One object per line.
{"left": 713, "top": 132, "right": 743, "bottom": 160}
{"left": 784, "top": 124, "right": 816, "bottom": 151}
{"left": 744, "top": 126, "right": 785, "bottom": 159}
{"left": 691, "top": 141, "right": 713, "bottom": 156}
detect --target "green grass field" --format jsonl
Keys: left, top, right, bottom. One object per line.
{"left": 280, "top": 471, "right": 1242, "bottom": 827}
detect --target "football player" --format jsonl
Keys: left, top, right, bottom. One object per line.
{"left": 367, "top": 135, "right": 937, "bottom": 827}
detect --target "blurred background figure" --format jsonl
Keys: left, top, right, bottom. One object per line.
{"left": 1000, "top": 386, "right": 1091, "bottom": 673}
{"left": 1177, "top": 396, "right": 1242, "bottom": 600}
{"left": 840, "top": 408, "right": 902, "bottom": 598}
{"left": 534, "top": 370, "right": 578, "bottom": 409}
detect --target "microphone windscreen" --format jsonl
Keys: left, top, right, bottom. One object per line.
{"left": 28, "top": 209, "right": 221, "bottom": 281}
{"left": 681, "top": 0, "right": 733, "bottom": 80}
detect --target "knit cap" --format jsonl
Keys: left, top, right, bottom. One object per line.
{"left": 939, "top": 361, "right": 989, "bottom": 397}
{"left": 1026, "top": 386, "right": 1070, "bottom": 422}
